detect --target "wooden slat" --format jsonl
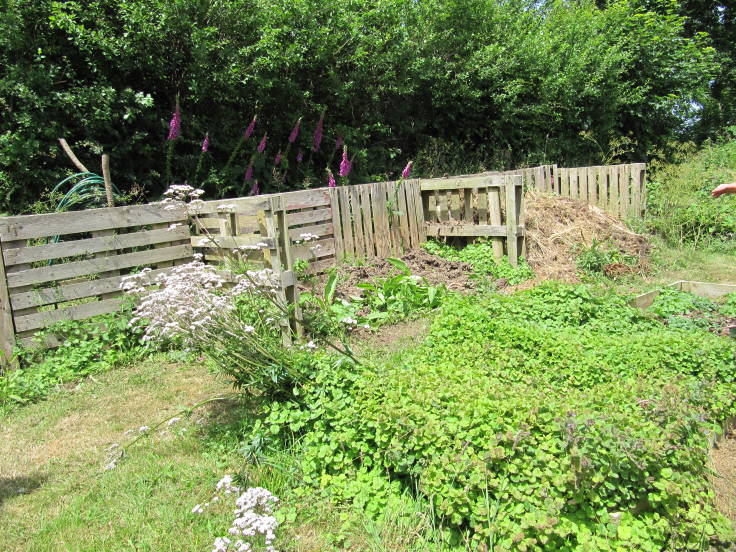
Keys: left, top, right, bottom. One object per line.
{"left": 419, "top": 176, "right": 505, "bottom": 191}
{"left": 438, "top": 190, "right": 449, "bottom": 222}
{"left": 608, "top": 165, "right": 620, "bottom": 217}
{"left": 283, "top": 188, "right": 331, "bottom": 210}
{"left": 463, "top": 188, "right": 472, "bottom": 222}
{"left": 410, "top": 181, "right": 427, "bottom": 244}
{"left": 425, "top": 224, "right": 515, "bottom": 237}
{"left": 449, "top": 189, "right": 461, "bottom": 221}
{"left": 3, "top": 226, "right": 190, "bottom": 267}
{"left": 579, "top": 167, "right": 588, "bottom": 202}
{"left": 0, "top": 204, "right": 187, "bottom": 241}
{"left": 0, "top": 236, "right": 15, "bottom": 365}
{"left": 560, "top": 168, "right": 570, "bottom": 197}
{"left": 195, "top": 197, "right": 268, "bottom": 216}
{"left": 337, "top": 187, "right": 354, "bottom": 259}
{"left": 372, "top": 183, "right": 390, "bottom": 257}
{"left": 587, "top": 166, "right": 598, "bottom": 206}
{"left": 620, "top": 164, "right": 631, "bottom": 218}
{"left": 397, "top": 181, "right": 411, "bottom": 249}
{"left": 359, "top": 185, "right": 375, "bottom": 258}
{"left": 505, "top": 178, "right": 520, "bottom": 266}
{"left": 349, "top": 186, "right": 366, "bottom": 259}
{"left": 288, "top": 208, "right": 332, "bottom": 227}
{"left": 597, "top": 165, "right": 608, "bottom": 210}
{"left": 478, "top": 188, "right": 488, "bottom": 225}
{"left": 488, "top": 187, "right": 504, "bottom": 258}
{"left": 421, "top": 189, "right": 432, "bottom": 224}
{"left": 387, "top": 184, "right": 402, "bottom": 254}
{"left": 328, "top": 190, "right": 345, "bottom": 261}
{"left": 10, "top": 267, "right": 173, "bottom": 311}
{"left": 305, "top": 257, "right": 337, "bottom": 276}
{"left": 191, "top": 234, "right": 274, "bottom": 249}
{"left": 6, "top": 244, "right": 192, "bottom": 289}
{"left": 288, "top": 222, "right": 333, "bottom": 242}
{"left": 552, "top": 165, "right": 560, "bottom": 194}
{"left": 14, "top": 297, "right": 126, "bottom": 333}
{"left": 570, "top": 168, "right": 579, "bottom": 199}
{"left": 292, "top": 238, "right": 336, "bottom": 261}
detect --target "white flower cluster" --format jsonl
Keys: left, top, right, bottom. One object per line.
{"left": 194, "top": 476, "right": 280, "bottom": 552}
{"left": 159, "top": 184, "right": 205, "bottom": 213}
{"left": 121, "top": 258, "right": 284, "bottom": 348}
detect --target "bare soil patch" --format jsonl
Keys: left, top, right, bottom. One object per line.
{"left": 351, "top": 317, "right": 431, "bottom": 356}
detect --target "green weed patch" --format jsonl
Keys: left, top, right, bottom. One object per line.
{"left": 263, "top": 283, "right": 736, "bottom": 550}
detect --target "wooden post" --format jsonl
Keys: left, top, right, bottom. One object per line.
{"left": 273, "top": 199, "right": 303, "bottom": 338}
{"left": 505, "top": 176, "right": 520, "bottom": 266}
{"left": 328, "top": 188, "right": 345, "bottom": 261}
{"left": 0, "top": 236, "right": 16, "bottom": 369}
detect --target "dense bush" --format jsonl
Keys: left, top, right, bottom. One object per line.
{"left": 0, "top": 0, "right": 717, "bottom": 213}
{"left": 646, "top": 136, "right": 736, "bottom": 248}
{"left": 262, "top": 283, "right": 736, "bottom": 549}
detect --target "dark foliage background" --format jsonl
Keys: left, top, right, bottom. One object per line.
{"left": 0, "top": 0, "right": 724, "bottom": 212}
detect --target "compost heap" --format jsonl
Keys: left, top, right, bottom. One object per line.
{"left": 524, "top": 190, "right": 650, "bottom": 282}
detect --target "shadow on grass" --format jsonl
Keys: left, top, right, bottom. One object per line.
{"left": 0, "top": 474, "right": 47, "bottom": 508}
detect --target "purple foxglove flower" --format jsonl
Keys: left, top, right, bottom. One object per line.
{"left": 335, "top": 134, "right": 343, "bottom": 149}
{"left": 312, "top": 113, "right": 324, "bottom": 152}
{"left": 339, "top": 146, "right": 352, "bottom": 177}
{"left": 250, "top": 180, "right": 260, "bottom": 196}
{"left": 274, "top": 151, "right": 282, "bottom": 166}
{"left": 296, "top": 149, "right": 304, "bottom": 163}
{"left": 245, "top": 163, "right": 253, "bottom": 182}
{"left": 167, "top": 104, "right": 181, "bottom": 140}
{"left": 257, "top": 134, "right": 267, "bottom": 153}
{"left": 402, "top": 160, "right": 413, "bottom": 179}
{"left": 288, "top": 118, "right": 301, "bottom": 144}
{"left": 244, "top": 115, "right": 257, "bottom": 139}
{"left": 327, "top": 169, "right": 336, "bottom": 188}
{"left": 201, "top": 133, "right": 209, "bottom": 152}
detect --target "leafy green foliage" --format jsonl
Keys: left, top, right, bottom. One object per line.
{"left": 260, "top": 283, "right": 736, "bottom": 549}
{"left": 0, "top": 0, "right": 718, "bottom": 213}
{"left": 1, "top": 307, "right": 144, "bottom": 410}
{"left": 647, "top": 137, "right": 736, "bottom": 249}
{"left": 423, "top": 240, "right": 534, "bottom": 285}
{"left": 575, "top": 239, "right": 638, "bottom": 276}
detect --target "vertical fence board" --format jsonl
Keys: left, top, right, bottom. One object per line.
{"left": 478, "top": 187, "right": 488, "bottom": 225}
{"left": 463, "top": 188, "right": 473, "bottom": 222}
{"left": 407, "top": 180, "right": 425, "bottom": 245}
{"left": 608, "top": 165, "right": 620, "bottom": 218}
{"left": 0, "top": 237, "right": 15, "bottom": 366}
{"left": 337, "top": 187, "right": 354, "bottom": 259}
{"left": 620, "top": 164, "right": 630, "bottom": 219}
{"left": 505, "top": 178, "right": 519, "bottom": 265}
{"left": 359, "top": 185, "right": 375, "bottom": 258}
{"left": 488, "top": 186, "right": 504, "bottom": 258}
{"left": 349, "top": 186, "right": 366, "bottom": 259}
{"left": 396, "top": 182, "right": 412, "bottom": 249}
{"left": 328, "top": 189, "right": 345, "bottom": 261}
{"left": 587, "top": 166, "right": 598, "bottom": 206}
{"left": 387, "top": 184, "right": 402, "bottom": 254}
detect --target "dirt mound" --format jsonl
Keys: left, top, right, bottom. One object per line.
{"left": 308, "top": 248, "right": 476, "bottom": 299}
{"left": 524, "top": 191, "right": 650, "bottom": 282}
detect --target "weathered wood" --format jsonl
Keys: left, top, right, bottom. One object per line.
{"left": 505, "top": 177, "right": 520, "bottom": 266}
{"left": 287, "top": 208, "right": 332, "bottom": 226}
{"left": 488, "top": 186, "right": 504, "bottom": 258}
{"left": 597, "top": 165, "right": 608, "bottom": 210}
{"left": 620, "top": 164, "right": 630, "bottom": 219}
{"left": 304, "top": 257, "right": 337, "bottom": 275}
{"left": 425, "top": 224, "right": 519, "bottom": 237}
{"left": 14, "top": 297, "right": 127, "bottom": 333}
{"left": 396, "top": 181, "right": 411, "bottom": 249}
{"left": 349, "top": 185, "right": 366, "bottom": 259}
{"left": 438, "top": 190, "right": 450, "bottom": 223}
{"left": 360, "top": 185, "right": 375, "bottom": 258}
{"left": 411, "top": 181, "right": 427, "bottom": 244}
{"left": 450, "top": 189, "right": 461, "bottom": 221}
{"left": 477, "top": 187, "right": 488, "bottom": 225}
{"left": 560, "top": 168, "right": 570, "bottom": 197}
{"left": 372, "top": 183, "right": 390, "bottom": 257}
{"left": 328, "top": 189, "right": 345, "bottom": 261}
{"left": 608, "top": 165, "right": 620, "bottom": 217}
{"left": 388, "top": 184, "right": 403, "bottom": 254}
{"left": 10, "top": 267, "right": 172, "bottom": 311}
{"left": 0, "top": 204, "right": 187, "bottom": 241}
{"left": 6, "top": 244, "right": 193, "bottom": 289}
{"left": 288, "top": 222, "right": 333, "bottom": 242}
{"left": 0, "top": 236, "right": 16, "bottom": 367}
{"left": 419, "top": 176, "right": 505, "bottom": 191}
{"left": 2, "top": 226, "right": 190, "bottom": 267}
{"left": 191, "top": 234, "right": 274, "bottom": 249}
{"left": 337, "top": 187, "right": 354, "bottom": 258}
{"left": 282, "top": 188, "right": 331, "bottom": 211}
{"left": 292, "top": 238, "right": 336, "bottom": 260}
{"left": 587, "top": 166, "right": 598, "bottom": 205}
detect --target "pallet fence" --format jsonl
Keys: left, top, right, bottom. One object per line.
{"left": 0, "top": 162, "right": 645, "bottom": 360}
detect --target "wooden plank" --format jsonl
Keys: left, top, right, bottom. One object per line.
{"left": 419, "top": 176, "right": 505, "bottom": 191}
{"left": 438, "top": 190, "right": 449, "bottom": 223}
{"left": 0, "top": 236, "right": 15, "bottom": 366}
{"left": 305, "top": 257, "right": 337, "bottom": 276}
{"left": 14, "top": 297, "right": 127, "bottom": 334}
{"left": 560, "top": 168, "right": 570, "bottom": 197}
{"left": 514, "top": 180, "right": 525, "bottom": 259}
{"left": 195, "top": 197, "right": 268, "bottom": 216}
{"left": 288, "top": 222, "right": 333, "bottom": 242}
{"left": 10, "top": 267, "right": 173, "bottom": 311}
{"left": 570, "top": 167, "right": 579, "bottom": 199}
{"left": 608, "top": 165, "right": 620, "bottom": 217}
{"left": 579, "top": 167, "right": 588, "bottom": 202}
{"left": 6, "top": 244, "right": 193, "bottom": 289}
{"left": 0, "top": 204, "right": 187, "bottom": 241}
{"left": 287, "top": 208, "right": 333, "bottom": 227}
{"left": 463, "top": 188, "right": 472, "bottom": 222}
{"left": 359, "top": 185, "right": 375, "bottom": 258}
{"left": 552, "top": 165, "right": 560, "bottom": 194}
{"left": 349, "top": 185, "right": 366, "bottom": 259}
{"left": 3, "top": 226, "right": 190, "bottom": 267}
{"left": 192, "top": 234, "right": 274, "bottom": 249}
{"left": 597, "top": 166, "right": 608, "bottom": 210}
{"left": 587, "top": 166, "right": 598, "bottom": 207}
{"left": 410, "top": 181, "right": 427, "bottom": 244}
{"left": 505, "top": 177, "right": 519, "bottom": 265}
{"left": 396, "top": 181, "right": 411, "bottom": 249}
{"left": 328, "top": 189, "right": 345, "bottom": 261}
{"left": 283, "top": 188, "right": 331, "bottom": 211}
{"left": 421, "top": 189, "right": 432, "bottom": 224}
{"left": 620, "top": 164, "right": 631, "bottom": 218}
{"left": 425, "top": 224, "right": 515, "bottom": 237}
{"left": 449, "top": 189, "right": 461, "bottom": 221}
{"left": 477, "top": 187, "right": 488, "bottom": 225}
{"left": 337, "top": 187, "right": 354, "bottom": 259}
{"left": 488, "top": 186, "right": 504, "bottom": 258}
{"left": 292, "top": 238, "right": 336, "bottom": 261}
{"left": 387, "top": 184, "right": 403, "bottom": 254}
{"left": 372, "top": 183, "right": 390, "bottom": 257}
